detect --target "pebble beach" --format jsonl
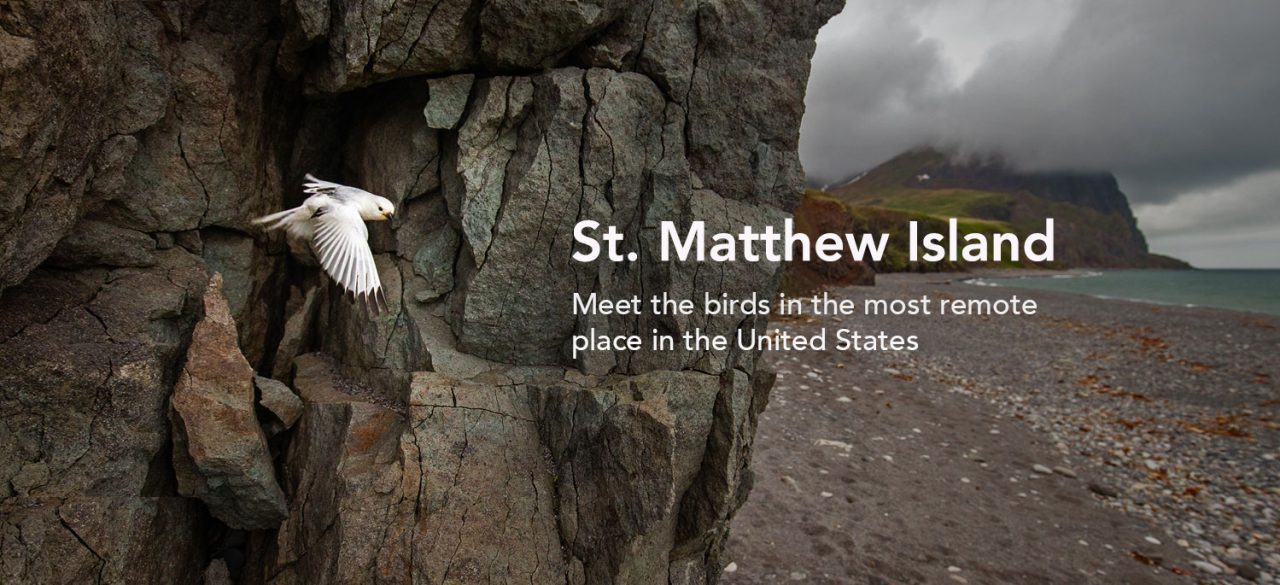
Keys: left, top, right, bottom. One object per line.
{"left": 723, "top": 273, "right": 1280, "bottom": 584}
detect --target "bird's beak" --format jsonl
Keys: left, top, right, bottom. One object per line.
{"left": 383, "top": 211, "right": 394, "bottom": 220}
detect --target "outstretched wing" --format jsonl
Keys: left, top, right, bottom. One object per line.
{"left": 304, "top": 173, "right": 371, "bottom": 203}
{"left": 303, "top": 173, "right": 343, "bottom": 196}
{"left": 310, "top": 203, "right": 387, "bottom": 312}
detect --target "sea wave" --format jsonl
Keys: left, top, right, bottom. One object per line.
{"left": 1051, "top": 271, "right": 1102, "bottom": 279}
{"left": 961, "top": 269, "right": 1280, "bottom": 316}
{"left": 1088, "top": 293, "right": 1201, "bottom": 310}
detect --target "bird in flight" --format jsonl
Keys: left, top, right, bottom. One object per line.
{"left": 253, "top": 174, "right": 395, "bottom": 312}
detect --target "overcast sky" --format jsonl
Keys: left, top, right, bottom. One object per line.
{"left": 800, "top": 0, "right": 1280, "bottom": 268}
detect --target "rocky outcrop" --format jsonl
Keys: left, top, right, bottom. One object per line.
{"left": 249, "top": 354, "right": 412, "bottom": 585}
{"left": 0, "top": 250, "right": 211, "bottom": 584}
{"left": 785, "top": 194, "right": 877, "bottom": 295}
{"left": 0, "top": 0, "right": 840, "bottom": 582}
{"left": 255, "top": 375, "right": 303, "bottom": 431}
{"left": 829, "top": 147, "right": 1192, "bottom": 269}
{"left": 248, "top": 354, "right": 758, "bottom": 583}
{"left": 169, "top": 274, "right": 288, "bottom": 529}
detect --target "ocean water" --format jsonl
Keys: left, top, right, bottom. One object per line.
{"left": 969, "top": 269, "right": 1280, "bottom": 316}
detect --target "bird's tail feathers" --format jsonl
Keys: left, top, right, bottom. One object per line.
{"left": 252, "top": 207, "right": 301, "bottom": 230}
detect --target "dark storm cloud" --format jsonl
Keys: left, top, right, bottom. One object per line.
{"left": 801, "top": 0, "right": 1280, "bottom": 202}
{"left": 799, "top": 0, "right": 1280, "bottom": 266}
{"left": 1136, "top": 170, "right": 1280, "bottom": 268}
{"left": 800, "top": 2, "right": 952, "bottom": 185}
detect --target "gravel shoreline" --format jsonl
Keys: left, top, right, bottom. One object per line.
{"left": 724, "top": 273, "right": 1279, "bottom": 584}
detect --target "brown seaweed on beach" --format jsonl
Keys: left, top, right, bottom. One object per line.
{"left": 1178, "top": 414, "right": 1254, "bottom": 439}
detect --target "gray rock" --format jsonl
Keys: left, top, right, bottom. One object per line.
{"left": 317, "top": 255, "right": 430, "bottom": 401}
{"left": 103, "top": 4, "right": 289, "bottom": 235}
{"left": 203, "top": 559, "right": 233, "bottom": 585}
{"left": 46, "top": 218, "right": 157, "bottom": 268}
{"left": 271, "top": 284, "right": 322, "bottom": 380}
{"left": 249, "top": 355, "right": 739, "bottom": 583}
{"left": 0, "top": 249, "right": 210, "bottom": 584}
{"left": 154, "top": 232, "right": 175, "bottom": 249}
{"left": 200, "top": 231, "right": 258, "bottom": 319}
{"left": 448, "top": 70, "right": 600, "bottom": 363}
{"left": 682, "top": 0, "right": 844, "bottom": 209}
{"left": 201, "top": 228, "right": 283, "bottom": 366}
{"left": 393, "top": 194, "right": 458, "bottom": 303}
{"left": 0, "top": 2, "right": 158, "bottom": 291}
{"left": 1192, "top": 560, "right": 1224, "bottom": 575}
{"left": 1088, "top": 481, "right": 1120, "bottom": 498}
{"left": 250, "top": 354, "right": 419, "bottom": 583}
{"left": 175, "top": 230, "right": 203, "bottom": 255}
{"left": 534, "top": 368, "right": 722, "bottom": 580}
{"left": 479, "top": 0, "right": 631, "bottom": 69}
{"left": 2, "top": 496, "right": 208, "bottom": 585}
{"left": 424, "top": 74, "right": 475, "bottom": 130}
{"left": 446, "top": 75, "right": 535, "bottom": 269}
{"left": 9, "top": 461, "right": 50, "bottom": 496}
{"left": 169, "top": 273, "right": 287, "bottom": 529}
{"left": 346, "top": 86, "right": 441, "bottom": 207}
{"left": 254, "top": 375, "right": 303, "bottom": 429}
{"left": 287, "top": 0, "right": 480, "bottom": 93}
{"left": 410, "top": 225, "right": 459, "bottom": 302}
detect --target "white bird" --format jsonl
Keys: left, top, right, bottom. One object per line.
{"left": 253, "top": 174, "right": 395, "bottom": 311}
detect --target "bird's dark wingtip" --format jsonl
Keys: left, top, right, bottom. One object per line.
{"left": 332, "top": 283, "right": 388, "bottom": 318}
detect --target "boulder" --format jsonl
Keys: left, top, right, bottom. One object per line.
{"left": 255, "top": 376, "right": 304, "bottom": 429}
{"left": 169, "top": 273, "right": 288, "bottom": 529}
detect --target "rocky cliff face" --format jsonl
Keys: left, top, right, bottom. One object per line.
{"left": 829, "top": 148, "right": 1190, "bottom": 269}
{"left": 0, "top": 1, "right": 839, "bottom": 583}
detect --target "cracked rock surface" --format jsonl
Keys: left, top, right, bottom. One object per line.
{"left": 170, "top": 273, "right": 288, "bottom": 530}
{"left": 0, "top": 0, "right": 840, "bottom": 582}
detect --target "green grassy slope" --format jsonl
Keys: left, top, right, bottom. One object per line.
{"left": 813, "top": 148, "right": 1189, "bottom": 271}
{"left": 795, "top": 190, "right": 1052, "bottom": 273}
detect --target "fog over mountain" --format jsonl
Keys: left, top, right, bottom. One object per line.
{"left": 801, "top": 0, "right": 1280, "bottom": 267}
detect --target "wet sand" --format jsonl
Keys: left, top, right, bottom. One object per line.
{"left": 723, "top": 273, "right": 1280, "bottom": 584}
